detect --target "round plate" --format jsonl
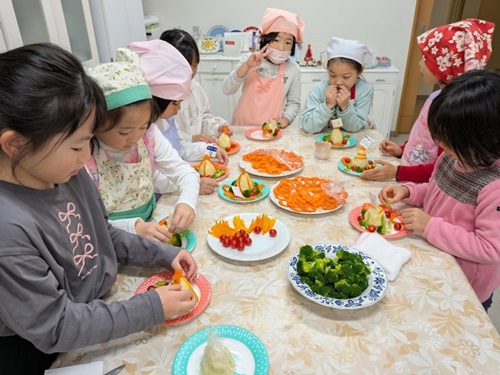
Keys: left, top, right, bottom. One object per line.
{"left": 192, "top": 163, "right": 229, "bottom": 182}
{"left": 269, "top": 179, "right": 345, "bottom": 215}
{"left": 218, "top": 179, "right": 269, "bottom": 204}
{"left": 207, "top": 24, "right": 229, "bottom": 38}
{"left": 182, "top": 230, "right": 197, "bottom": 252}
{"left": 337, "top": 158, "right": 381, "bottom": 176}
{"left": 172, "top": 325, "right": 269, "bottom": 375}
{"left": 349, "top": 206, "right": 410, "bottom": 239}
{"left": 288, "top": 244, "right": 388, "bottom": 309}
{"left": 207, "top": 213, "right": 290, "bottom": 261}
{"left": 243, "top": 26, "right": 261, "bottom": 34}
{"left": 135, "top": 271, "right": 211, "bottom": 325}
{"left": 239, "top": 150, "right": 304, "bottom": 178}
{"left": 315, "top": 134, "right": 357, "bottom": 149}
{"left": 245, "top": 127, "right": 283, "bottom": 141}
{"left": 226, "top": 140, "right": 241, "bottom": 155}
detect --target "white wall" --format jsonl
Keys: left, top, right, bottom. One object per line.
{"left": 142, "top": 0, "right": 417, "bottom": 132}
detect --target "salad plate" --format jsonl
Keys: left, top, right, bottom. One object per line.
{"left": 349, "top": 206, "right": 410, "bottom": 239}
{"left": 135, "top": 271, "right": 211, "bottom": 325}
{"left": 206, "top": 213, "right": 290, "bottom": 261}
{"left": 172, "top": 325, "right": 269, "bottom": 375}
{"left": 315, "top": 133, "right": 357, "bottom": 148}
{"left": 245, "top": 127, "right": 283, "bottom": 141}
{"left": 226, "top": 140, "right": 241, "bottom": 155}
{"left": 218, "top": 179, "right": 269, "bottom": 204}
{"left": 288, "top": 243, "right": 388, "bottom": 309}
{"left": 337, "top": 158, "right": 381, "bottom": 177}
{"left": 192, "top": 162, "right": 229, "bottom": 182}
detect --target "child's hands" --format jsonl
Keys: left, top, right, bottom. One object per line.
{"left": 135, "top": 220, "right": 171, "bottom": 243}
{"left": 325, "top": 85, "right": 338, "bottom": 109}
{"left": 216, "top": 148, "right": 229, "bottom": 165}
{"left": 336, "top": 85, "right": 350, "bottom": 111}
{"left": 379, "top": 184, "right": 410, "bottom": 204}
{"left": 399, "top": 208, "right": 431, "bottom": 235}
{"left": 199, "top": 177, "right": 219, "bottom": 195}
{"left": 193, "top": 133, "right": 217, "bottom": 143}
{"left": 171, "top": 249, "right": 198, "bottom": 280}
{"left": 154, "top": 284, "right": 197, "bottom": 319}
{"left": 169, "top": 203, "right": 195, "bottom": 233}
{"left": 361, "top": 161, "right": 398, "bottom": 181}
{"left": 245, "top": 45, "right": 271, "bottom": 68}
{"left": 379, "top": 139, "right": 403, "bottom": 157}
{"left": 218, "top": 124, "right": 233, "bottom": 136}
{"left": 276, "top": 117, "right": 289, "bottom": 129}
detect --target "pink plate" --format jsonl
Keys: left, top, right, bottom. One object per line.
{"left": 192, "top": 163, "right": 229, "bottom": 182}
{"left": 245, "top": 127, "right": 283, "bottom": 141}
{"left": 226, "top": 140, "right": 241, "bottom": 155}
{"left": 349, "top": 206, "right": 410, "bottom": 239}
{"left": 135, "top": 271, "right": 211, "bottom": 326}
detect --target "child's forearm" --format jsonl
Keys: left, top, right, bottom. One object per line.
{"left": 236, "top": 61, "right": 251, "bottom": 78}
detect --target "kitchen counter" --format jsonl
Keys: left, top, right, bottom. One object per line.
{"left": 50, "top": 126, "right": 500, "bottom": 374}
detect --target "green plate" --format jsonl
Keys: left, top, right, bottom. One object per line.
{"left": 315, "top": 133, "right": 357, "bottom": 148}
{"left": 218, "top": 179, "right": 269, "bottom": 204}
{"left": 172, "top": 325, "right": 269, "bottom": 375}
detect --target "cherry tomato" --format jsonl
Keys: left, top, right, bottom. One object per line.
{"left": 357, "top": 215, "right": 364, "bottom": 222}
{"left": 244, "top": 237, "right": 252, "bottom": 246}
{"left": 230, "top": 239, "right": 238, "bottom": 248}
{"left": 394, "top": 223, "right": 402, "bottom": 231}
{"left": 219, "top": 234, "right": 227, "bottom": 243}
{"left": 385, "top": 211, "right": 391, "bottom": 218}
{"left": 253, "top": 226, "right": 262, "bottom": 234}
{"left": 239, "top": 229, "right": 246, "bottom": 236}
{"left": 368, "top": 160, "right": 373, "bottom": 165}
{"left": 367, "top": 225, "right": 377, "bottom": 233}
{"left": 342, "top": 139, "right": 347, "bottom": 145}
{"left": 269, "top": 228, "right": 277, "bottom": 237}
{"left": 345, "top": 157, "right": 351, "bottom": 163}
{"left": 222, "top": 238, "right": 231, "bottom": 247}
{"left": 351, "top": 165, "right": 358, "bottom": 172}
{"left": 236, "top": 242, "right": 245, "bottom": 251}
{"left": 268, "top": 129, "right": 273, "bottom": 133}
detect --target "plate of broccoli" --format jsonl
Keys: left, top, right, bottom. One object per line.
{"left": 288, "top": 244, "right": 388, "bottom": 309}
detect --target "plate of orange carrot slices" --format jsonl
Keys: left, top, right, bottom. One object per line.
{"left": 240, "top": 149, "right": 304, "bottom": 177}
{"left": 270, "top": 176, "right": 348, "bottom": 214}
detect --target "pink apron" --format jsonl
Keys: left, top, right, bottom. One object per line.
{"left": 231, "top": 62, "right": 286, "bottom": 126}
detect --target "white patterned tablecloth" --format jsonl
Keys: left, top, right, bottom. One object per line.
{"left": 52, "top": 126, "right": 500, "bottom": 374}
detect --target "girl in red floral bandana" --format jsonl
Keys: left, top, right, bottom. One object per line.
{"left": 363, "top": 19, "right": 494, "bottom": 183}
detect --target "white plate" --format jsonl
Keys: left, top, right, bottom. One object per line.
{"left": 239, "top": 150, "right": 304, "bottom": 178}
{"left": 268, "top": 179, "right": 346, "bottom": 215}
{"left": 288, "top": 243, "right": 388, "bottom": 309}
{"left": 206, "top": 213, "right": 290, "bottom": 261}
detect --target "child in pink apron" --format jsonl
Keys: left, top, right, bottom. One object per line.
{"left": 362, "top": 19, "right": 494, "bottom": 182}
{"left": 222, "top": 8, "right": 305, "bottom": 128}
{"left": 85, "top": 46, "right": 200, "bottom": 243}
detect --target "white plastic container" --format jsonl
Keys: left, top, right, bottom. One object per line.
{"left": 223, "top": 32, "right": 250, "bottom": 56}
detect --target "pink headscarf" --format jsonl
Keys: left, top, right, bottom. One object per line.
{"left": 261, "top": 8, "right": 305, "bottom": 43}
{"left": 128, "top": 39, "right": 192, "bottom": 100}
{"left": 417, "top": 18, "right": 495, "bottom": 83}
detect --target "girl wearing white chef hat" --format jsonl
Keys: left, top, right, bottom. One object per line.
{"left": 301, "top": 36, "right": 375, "bottom": 134}
{"left": 222, "top": 8, "right": 305, "bottom": 128}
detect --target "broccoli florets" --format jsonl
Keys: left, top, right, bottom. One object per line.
{"left": 169, "top": 233, "right": 182, "bottom": 247}
{"left": 297, "top": 245, "right": 371, "bottom": 299}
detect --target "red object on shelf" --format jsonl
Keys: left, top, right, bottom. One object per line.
{"left": 304, "top": 44, "right": 314, "bottom": 65}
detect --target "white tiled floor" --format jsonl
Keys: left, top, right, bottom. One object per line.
{"left": 389, "top": 133, "right": 499, "bottom": 333}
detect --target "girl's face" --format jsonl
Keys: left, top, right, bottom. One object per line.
{"left": 419, "top": 58, "right": 440, "bottom": 85}
{"left": 96, "top": 103, "right": 150, "bottom": 151}
{"left": 160, "top": 101, "right": 182, "bottom": 119}
{"left": 4, "top": 113, "right": 95, "bottom": 190}
{"left": 327, "top": 60, "right": 360, "bottom": 90}
{"left": 268, "top": 32, "right": 294, "bottom": 52}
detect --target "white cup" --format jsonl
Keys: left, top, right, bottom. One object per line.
{"left": 314, "top": 141, "right": 331, "bottom": 160}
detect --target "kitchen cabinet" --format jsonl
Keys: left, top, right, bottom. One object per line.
{"left": 0, "top": 0, "right": 99, "bottom": 66}
{"left": 198, "top": 55, "right": 398, "bottom": 138}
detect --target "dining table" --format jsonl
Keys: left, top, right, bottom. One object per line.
{"left": 50, "top": 125, "right": 500, "bottom": 374}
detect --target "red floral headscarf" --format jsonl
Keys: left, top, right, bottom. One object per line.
{"left": 417, "top": 19, "right": 495, "bottom": 83}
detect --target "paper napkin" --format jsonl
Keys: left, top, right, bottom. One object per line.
{"left": 45, "top": 361, "right": 103, "bottom": 375}
{"left": 353, "top": 232, "right": 411, "bottom": 281}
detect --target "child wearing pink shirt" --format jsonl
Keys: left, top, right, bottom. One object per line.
{"left": 363, "top": 19, "right": 495, "bottom": 182}
{"left": 379, "top": 69, "right": 500, "bottom": 311}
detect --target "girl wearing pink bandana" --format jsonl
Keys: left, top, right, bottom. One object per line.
{"left": 363, "top": 19, "right": 494, "bottom": 183}
{"left": 222, "top": 8, "right": 304, "bottom": 128}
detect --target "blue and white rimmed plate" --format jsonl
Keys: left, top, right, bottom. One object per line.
{"left": 288, "top": 243, "right": 388, "bottom": 309}
{"left": 315, "top": 134, "right": 357, "bottom": 148}
{"left": 181, "top": 230, "right": 197, "bottom": 252}
{"left": 172, "top": 325, "right": 269, "bottom": 375}
{"left": 337, "top": 158, "right": 381, "bottom": 177}
{"left": 218, "top": 179, "right": 269, "bottom": 204}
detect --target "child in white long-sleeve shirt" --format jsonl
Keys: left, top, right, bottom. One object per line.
{"left": 85, "top": 47, "right": 200, "bottom": 242}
